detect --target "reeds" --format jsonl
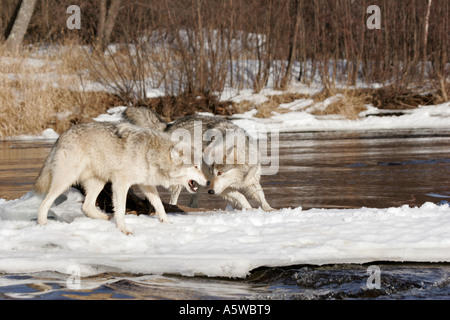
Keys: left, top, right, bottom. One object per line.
{"left": 0, "top": 43, "right": 119, "bottom": 139}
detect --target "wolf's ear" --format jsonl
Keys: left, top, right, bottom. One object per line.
{"left": 170, "top": 145, "right": 183, "bottom": 164}
{"left": 170, "top": 143, "right": 189, "bottom": 164}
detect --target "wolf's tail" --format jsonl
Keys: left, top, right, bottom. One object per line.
{"left": 33, "top": 147, "right": 55, "bottom": 195}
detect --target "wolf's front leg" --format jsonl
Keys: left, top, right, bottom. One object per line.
{"left": 221, "top": 189, "right": 253, "bottom": 210}
{"left": 139, "top": 185, "right": 171, "bottom": 223}
{"left": 168, "top": 184, "right": 182, "bottom": 205}
{"left": 112, "top": 183, "right": 132, "bottom": 235}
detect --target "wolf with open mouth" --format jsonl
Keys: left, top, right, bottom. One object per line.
{"left": 34, "top": 121, "right": 208, "bottom": 235}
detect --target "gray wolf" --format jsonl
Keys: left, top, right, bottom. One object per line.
{"left": 34, "top": 121, "right": 208, "bottom": 235}
{"left": 122, "top": 105, "right": 166, "bottom": 131}
{"left": 123, "top": 107, "right": 274, "bottom": 211}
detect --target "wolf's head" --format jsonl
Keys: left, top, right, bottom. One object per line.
{"left": 205, "top": 140, "right": 261, "bottom": 196}
{"left": 207, "top": 162, "right": 261, "bottom": 195}
{"left": 169, "top": 141, "right": 208, "bottom": 193}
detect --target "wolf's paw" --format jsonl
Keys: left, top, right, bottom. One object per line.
{"left": 117, "top": 225, "right": 132, "bottom": 235}
{"left": 160, "top": 217, "right": 172, "bottom": 224}
{"left": 121, "top": 229, "right": 133, "bottom": 236}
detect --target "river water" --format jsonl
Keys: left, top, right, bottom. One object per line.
{"left": 0, "top": 129, "right": 449, "bottom": 300}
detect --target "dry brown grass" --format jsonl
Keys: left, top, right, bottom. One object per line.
{"left": 231, "top": 92, "right": 311, "bottom": 118}
{"left": 358, "top": 86, "right": 444, "bottom": 110}
{"left": 229, "top": 85, "right": 445, "bottom": 121}
{"left": 230, "top": 90, "right": 367, "bottom": 119}
{"left": 0, "top": 43, "right": 121, "bottom": 140}
{"left": 309, "top": 89, "right": 369, "bottom": 120}
{"left": 253, "top": 96, "right": 290, "bottom": 118}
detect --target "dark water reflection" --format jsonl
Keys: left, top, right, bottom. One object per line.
{"left": 1, "top": 129, "right": 449, "bottom": 300}
{"left": 266, "top": 130, "right": 450, "bottom": 210}
{"left": 0, "top": 141, "right": 53, "bottom": 201}
{"left": 1, "top": 129, "right": 450, "bottom": 209}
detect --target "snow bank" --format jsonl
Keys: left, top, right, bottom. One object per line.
{"left": 4, "top": 86, "right": 449, "bottom": 141}
{"left": 231, "top": 101, "right": 450, "bottom": 135}
{"left": 87, "top": 96, "right": 450, "bottom": 139}
{"left": 0, "top": 189, "right": 449, "bottom": 278}
{"left": 6, "top": 128, "right": 60, "bottom": 141}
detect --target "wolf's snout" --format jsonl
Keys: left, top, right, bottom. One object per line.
{"left": 208, "top": 189, "right": 215, "bottom": 195}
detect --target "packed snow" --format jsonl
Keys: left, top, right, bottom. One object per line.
{"left": 0, "top": 189, "right": 449, "bottom": 278}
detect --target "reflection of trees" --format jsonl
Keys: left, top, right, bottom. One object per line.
{"left": 268, "top": 132, "right": 450, "bottom": 210}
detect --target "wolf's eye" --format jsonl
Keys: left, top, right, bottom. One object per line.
{"left": 217, "top": 171, "right": 223, "bottom": 176}
{"left": 194, "top": 165, "right": 198, "bottom": 169}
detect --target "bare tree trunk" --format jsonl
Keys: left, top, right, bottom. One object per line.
{"left": 195, "top": 0, "right": 205, "bottom": 94}
{"left": 282, "top": 0, "right": 302, "bottom": 90}
{"left": 309, "top": 0, "right": 320, "bottom": 84}
{"left": 4, "top": 0, "right": 37, "bottom": 53}
{"left": 97, "top": 0, "right": 121, "bottom": 50}
{"left": 297, "top": 4, "right": 306, "bottom": 83}
{"left": 96, "top": 0, "right": 107, "bottom": 47}
{"left": 104, "top": 0, "right": 121, "bottom": 45}
{"left": 421, "top": 0, "right": 432, "bottom": 79}
{"left": 227, "top": 0, "right": 234, "bottom": 88}
{"left": 254, "top": 0, "right": 274, "bottom": 93}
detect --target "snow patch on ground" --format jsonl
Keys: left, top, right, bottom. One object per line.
{"left": 0, "top": 189, "right": 449, "bottom": 278}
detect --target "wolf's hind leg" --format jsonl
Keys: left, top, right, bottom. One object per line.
{"left": 38, "top": 177, "right": 73, "bottom": 225}
{"left": 221, "top": 189, "right": 253, "bottom": 210}
{"left": 82, "top": 178, "right": 109, "bottom": 220}
{"left": 139, "top": 185, "right": 171, "bottom": 223}
{"left": 245, "top": 183, "right": 274, "bottom": 211}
